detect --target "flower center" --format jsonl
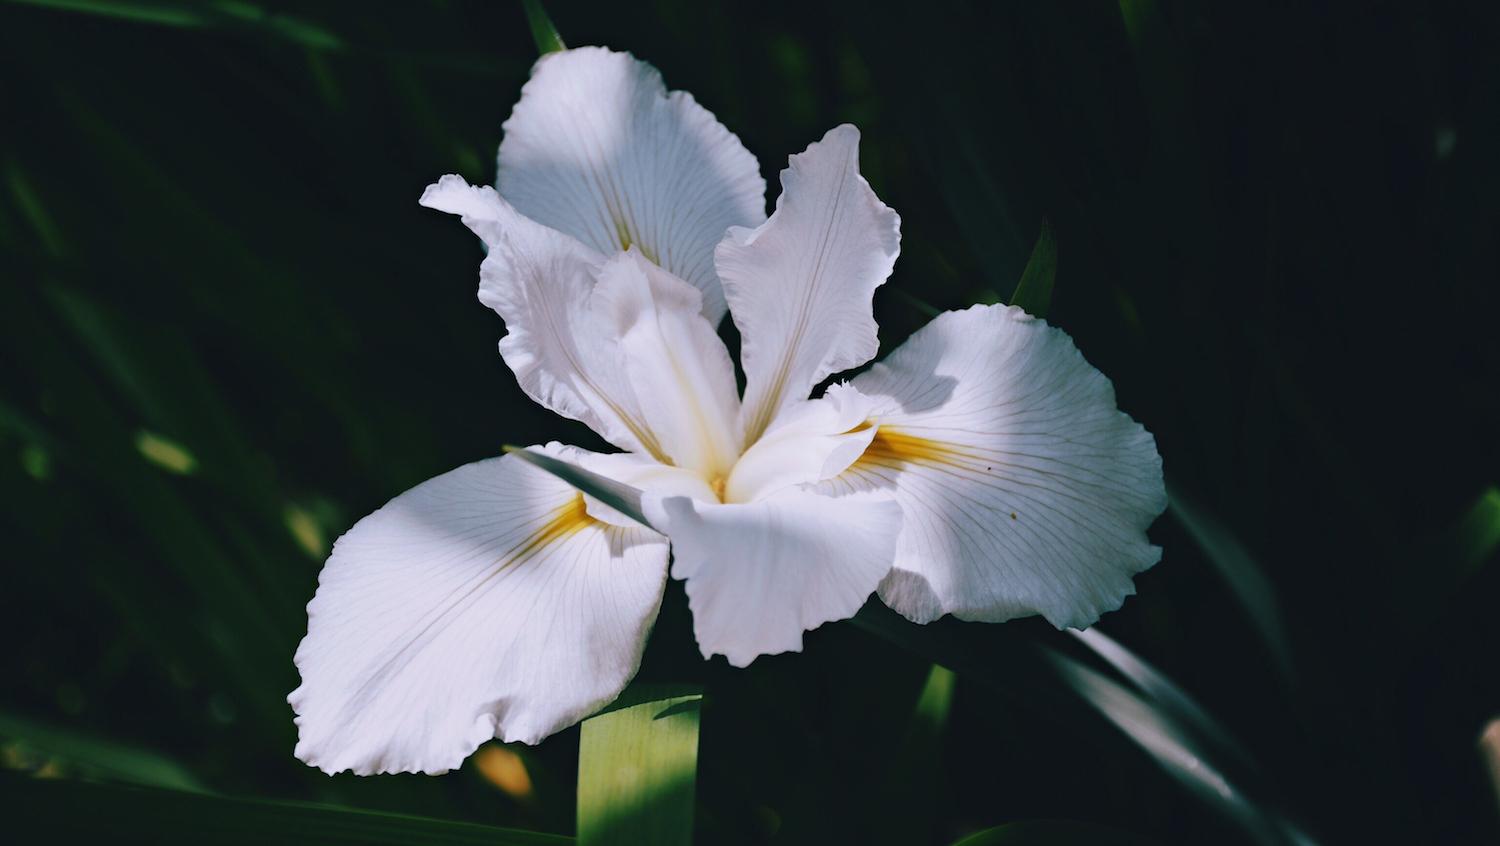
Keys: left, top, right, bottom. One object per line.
{"left": 709, "top": 475, "right": 727, "bottom": 502}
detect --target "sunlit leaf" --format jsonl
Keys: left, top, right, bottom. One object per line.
{"left": 522, "top": 0, "right": 566, "bottom": 55}
{"left": 135, "top": 429, "right": 197, "bottom": 475}
{"left": 1070, "top": 628, "right": 1256, "bottom": 774}
{"left": 1042, "top": 651, "right": 1312, "bottom": 846}
{"left": 577, "top": 685, "right": 702, "bottom": 846}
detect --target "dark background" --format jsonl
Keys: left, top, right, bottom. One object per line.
{"left": 2, "top": 1, "right": 1498, "bottom": 843}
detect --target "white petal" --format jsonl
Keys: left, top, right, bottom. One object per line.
{"left": 723, "top": 383, "right": 878, "bottom": 504}
{"left": 421, "top": 177, "right": 664, "bottom": 459}
{"left": 646, "top": 489, "right": 901, "bottom": 667}
{"left": 498, "top": 47, "right": 765, "bottom": 324}
{"left": 716, "top": 125, "right": 901, "bottom": 443}
{"left": 289, "top": 445, "right": 669, "bottom": 775}
{"left": 822, "top": 305, "right": 1167, "bottom": 629}
{"left": 591, "top": 249, "right": 743, "bottom": 478}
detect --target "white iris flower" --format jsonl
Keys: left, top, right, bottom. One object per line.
{"left": 290, "top": 47, "right": 1167, "bottom": 775}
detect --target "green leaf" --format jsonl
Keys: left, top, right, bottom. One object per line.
{"left": 0, "top": 775, "right": 571, "bottom": 844}
{"left": 1167, "top": 484, "right": 1294, "bottom": 684}
{"left": 1449, "top": 486, "right": 1500, "bottom": 574}
{"left": 950, "top": 820, "right": 1161, "bottom": 845}
{"left": 522, "top": 0, "right": 566, "bottom": 55}
{"left": 1069, "top": 628, "right": 1256, "bottom": 774}
{"left": 7, "top": 0, "right": 344, "bottom": 49}
{"left": 1008, "top": 218, "right": 1056, "bottom": 318}
{"left": 851, "top": 603, "right": 1309, "bottom": 845}
{"left": 874, "top": 663, "right": 956, "bottom": 846}
{"left": 0, "top": 710, "right": 206, "bottom": 793}
{"left": 577, "top": 685, "right": 702, "bottom": 846}
{"left": 503, "top": 445, "right": 650, "bottom": 528}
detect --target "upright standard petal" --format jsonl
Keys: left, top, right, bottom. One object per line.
{"left": 822, "top": 305, "right": 1167, "bottom": 629}
{"left": 591, "top": 249, "right": 743, "bottom": 479}
{"left": 716, "top": 125, "right": 901, "bottom": 443}
{"left": 289, "top": 445, "right": 669, "bottom": 775}
{"left": 421, "top": 176, "right": 665, "bottom": 460}
{"left": 498, "top": 46, "right": 765, "bottom": 324}
{"left": 646, "top": 490, "right": 902, "bottom": 667}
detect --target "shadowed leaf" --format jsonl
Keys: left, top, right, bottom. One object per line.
{"left": 0, "top": 774, "right": 571, "bottom": 844}
{"left": 1168, "top": 485, "right": 1294, "bottom": 683}
{"left": 950, "top": 819, "right": 1160, "bottom": 845}
{"left": 0, "top": 711, "right": 205, "bottom": 793}
{"left": 1009, "top": 218, "right": 1057, "bottom": 318}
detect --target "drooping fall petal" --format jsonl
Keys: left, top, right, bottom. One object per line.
{"left": 646, "top": 488, "right": 901, "bottom": 667}
{"left": 289, "top": 445, "right": 668, "bottom": 775}
{"left": 821, "top": 304, "right": 1167, "bottom": 629}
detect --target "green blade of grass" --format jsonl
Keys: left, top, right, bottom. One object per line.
{"left": 577, "top": 685, "right": 702, "bottom": 846}
{"left": 1167, "top": 485, "right": 1294, "bottom": 684}
{"left": 1009, "top": 218, "right": 1057, "bottom": 318}
{"left": 522, "top": 0, "right": 566, "bottom": 54}
{"left": 0, "top": 774, "right": 571, "bottom": 845}
{"left": 0, "top": 710, "right": 206, "bottom": 793}
{"left": 873, "top": 663, "right": 956, "bottom": 846}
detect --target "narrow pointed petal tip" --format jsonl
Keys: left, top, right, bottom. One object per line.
{"left": 718, "top": 124, "right": 901, "bottom": 442}
{"left": 289, "top": 445, "right": 668, "bottom": 776}
{"left": 822, "top": 303, "right": 1167, "bottom": 630}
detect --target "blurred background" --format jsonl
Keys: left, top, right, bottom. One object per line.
{"left": 2, "top": 1, "right": 1498, "bottom": 843}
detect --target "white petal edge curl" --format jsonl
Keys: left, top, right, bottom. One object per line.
{"left": 591, "top": 249, "right": 743, "bottom": 479}
{"left": 420, "top": 176, "right": 665, "bottom": 460}
{"left": 498, "top": 46, "right": 766, "bottom": 324}
{"left": 646, "top": 489, "right": 902, "bottom": 667}
{"left": 716, "top": 124, "right": 901, "bottom": 444}
{"left": 821, "top": 304, "right": 1167, "bottom": 629}
{"left": 289, "top": 444, "right": 669, "bottom": 775}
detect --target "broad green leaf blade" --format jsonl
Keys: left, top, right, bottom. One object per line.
{"left": 503, "top": 445, "right": 651, "bottom": 528}
{"left": 577, "top": 685, "right": 702, "bottom": 846}
{"left": 1008, "top": 218, "right": 1056, "bottom": 318}
{"left": 522, "top": 0, "right": 566, "bottom": 55}
{"left": 0, "top": 775, "right": 571, "bottom": 845}
{"left": 0, "top": 710, "right": 205, "bottom": 793}
{"left": 950, "top": 820, "right": 1161, "bottom": 846}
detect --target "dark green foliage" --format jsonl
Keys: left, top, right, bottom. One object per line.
{"left": 1, "top": 1, "right": 1498, "bottom": 844}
